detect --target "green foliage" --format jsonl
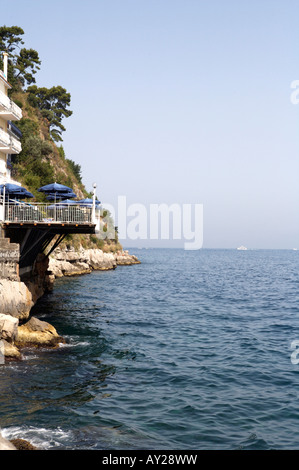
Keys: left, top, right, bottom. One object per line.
{"left": 57, "top": 145, "right": 66, "bottom": 160}
{"left": 0, "top": 26, "right": 24, "bottom": 53}
{"left": 17, "top": 135, "right": 52, "bottom": 162}
{"left": 66, "top": 158, "right": 82, "bottom": 183}
{"left": 15, "top": 48, "right": 41, "bottom": 87}
{"left": 27, "top": 85, "right": 72, "bottom": 142}
{"left": 13, "top": 98, "right": 23, "bottom": 108}
{"left": 13, "top": 132, "right": 54, "bottom": 193}
{"left": 89, "top": 235, "right": 104, "bottom": 249}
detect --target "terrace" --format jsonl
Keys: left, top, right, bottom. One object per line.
{"left": 1, "top": 200, "right": 94, "bottom": 226}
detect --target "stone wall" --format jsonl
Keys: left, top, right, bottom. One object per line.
{"left": 0, "top": 238, "right": 20, "bottom": 281}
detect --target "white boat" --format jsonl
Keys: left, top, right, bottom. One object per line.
{"left": 237, "top": 245, "right": 247, "bottom": 250}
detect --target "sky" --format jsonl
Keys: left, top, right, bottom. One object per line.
{"left": 1, "top": 0, "right": 299, "bottom": 249}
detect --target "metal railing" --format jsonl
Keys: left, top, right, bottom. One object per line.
{"left": 0, "top": 89, "right": 10, "bottom": 110}
{"left": 10, "top": 134, "right": 21, "bottom": 153}
{"left": 2, "top": 202, "right": 93, "bottom": 224}
{"left": 0, "top": 93, "right": 22, "bottom": 120}
{"left": 0, "top": 129, "right": 22, "bottom": 153}
{"left": 0, "top": 127, "right": 10, "bottom": 147}
{"left": 10, "top": 101, "right": 22, "bottom": 120}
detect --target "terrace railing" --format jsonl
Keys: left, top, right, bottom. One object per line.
{"left": 3, "top": 202, "right": 93, "bottom": 224}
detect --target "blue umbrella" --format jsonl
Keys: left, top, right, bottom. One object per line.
{"left": 46, "top": 191, "right": 77, "bottom": 201}
{"left": 0, "top": 184, "right": 33, "bottom": 198}
{"left": 37, "top": 182, "right": 73, "bottom": 193}
{"left": 48, "top": 200, "right": 78, "bottom": 209}
{"left": 77, "top": 198, "right": 101, "bottom": 206}
{"left": 0, "top": 183, "right": 28, "bottom": 194}
{"left": 10, "top": 190, "right": 34, "bottom": 199}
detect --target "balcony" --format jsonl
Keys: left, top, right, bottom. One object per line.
{"left": 8, "top": 121, "right": 22, "bottom": 140}
{"left": 0, "top": 128, "right": 22, "bottom": 154}
{"left": 0, "top": 90, "right": 10, "bottom": 111}
{"left": 10, "top": 134, "right": 22, "bottom": 154}
{"left": 0, "top": 93, "right": 22, "bottom": 120}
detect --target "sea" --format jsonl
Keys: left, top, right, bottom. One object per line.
{"left": 0, "top": 248, "right": 299, "bottom": 450}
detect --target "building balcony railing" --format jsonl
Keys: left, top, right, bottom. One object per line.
{"left": 8, "top": 121, "right": 23, "bottom": 140}
{"left": 0, "top": 89, "right": 11, "bottom": 110}
{"left": 0, "top": 127, "right": 11, "bottom": 147}
{"left": 2, "top": 201, "right": 93, "bottom": 225}
{"left": 0, "top": 128, "right": 22, "bottom": 154}
{"left": 0, "top": 92, "right": 22, "bottom": 120}
{"left": 10, "top": 134, "right": 22, "bottom": 154}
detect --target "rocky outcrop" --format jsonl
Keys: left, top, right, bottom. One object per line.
{"left": 25, "top": 253, "right": 55, "bottom": 301}
{"left": 1, "top": 339, "right": 21, "bottom": 360}
{"left": 16, "top": 316, "right": 65, "bottom": 349}
{"left": 0, "top": 314, "right": 18, "bottom": 343}
{"left": 0, "top": 246, "right": 140, "bottom": 358}
{"left": 10, "top": 438, "right": 38, "bottom": 450}
{"left": 0, "top": 279, "right": 33, "bottom": 320}
{"left": 0, "top": 252, "right": 56, "bottom": 322}
{"left": 0, "top": 314, "right": 21, "bottom": 360}
{"left": 48, "top": 247, "right": 140, "bottom": 278}
{"left": 114, "top": 250, "right": 141, "bottom": 266}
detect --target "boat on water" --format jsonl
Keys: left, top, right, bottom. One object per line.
{"left": 237, "top": 245, "right": 248, "bottom": 250}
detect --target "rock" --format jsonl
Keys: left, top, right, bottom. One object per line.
{"left": 25, "top": 253, "right": 53, "bottom": 303}
{"left": 63, "top": 261, "right": 92, "bottom": 276}
{"left": 0, "top": 280, "right": 33, "bottom": 320}
{"left": 10, "top": 438, "right": 38, "bottom": 450}
{"left": 16, "top": 316, "right": 65, "bottom": 348}
{"left": 85, "top": 249, "right": 116, "bottom": 270}
{"left": 114, "top": 252, "right": 141, "bottom": 265}
{"left": 1, "top": 339, "right": 21, "bottom": 359}
{"left": 0, "top": 433, "right": 17, "bottom": 450}
{"left": 48, "top": 247, "right": 140, "bottom": 279}
{"left": 0, "top": 313, "right": 19, "bottom": 343}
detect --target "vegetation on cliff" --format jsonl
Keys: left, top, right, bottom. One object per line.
{"left": 0, "top": 26, "right": 121, "bottom": 252}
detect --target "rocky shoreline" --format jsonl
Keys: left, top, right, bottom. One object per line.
{"left": 0, "top": 246, "right": 140, "bottom": 356}
{"left": 49, "top": 246, "right": 140, "bottom": 278}
{"left": 0, "top": 246, "right": 140, "bottom": 450}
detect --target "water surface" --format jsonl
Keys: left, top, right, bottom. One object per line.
{"left": 1, "top": 249, "right": 299, "bottom": 450}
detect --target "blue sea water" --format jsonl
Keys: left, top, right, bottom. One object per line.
{"left": 1, "top": 248, "right": 299, "bottom": 450}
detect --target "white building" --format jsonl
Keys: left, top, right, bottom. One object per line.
{"left": 0, "top": 52, "right": 22, "bottom": 186}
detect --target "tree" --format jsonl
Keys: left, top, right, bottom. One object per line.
{"left": 27, "top": 85, "right": 73, "bottom": 142}
{"left": 15, "top": 48, "right": 41, "bottom": 86}
{"left": 0, "top": 25, "right": 24, "bottom": 55}
{"left": 0, "top": 26, "right": 41, "bottom": 89}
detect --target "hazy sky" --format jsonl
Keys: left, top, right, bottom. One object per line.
{"left": 2, "top": 0, "right": 299, "bottom": 248}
